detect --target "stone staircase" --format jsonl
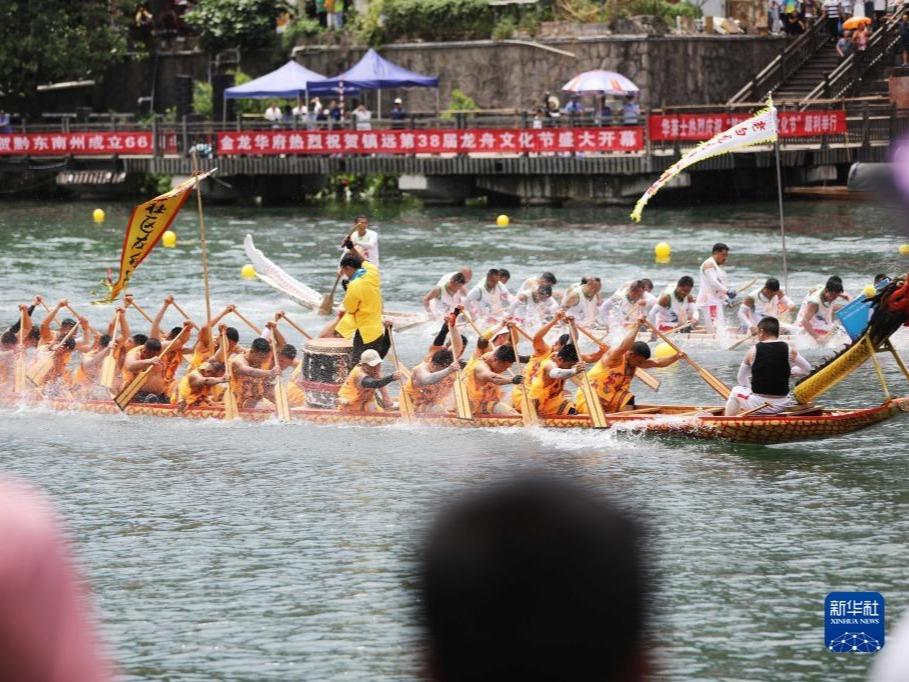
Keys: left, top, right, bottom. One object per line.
{"left": 773, "top": 39, "right": 841, "bottom": 100}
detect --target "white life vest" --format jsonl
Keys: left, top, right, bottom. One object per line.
{"left": 696, "top": 256, "right": 728, "bottom": 306}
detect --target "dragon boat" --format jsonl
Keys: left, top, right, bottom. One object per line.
{"left": 2, "top": 394, "right": 907, "bottom": 445}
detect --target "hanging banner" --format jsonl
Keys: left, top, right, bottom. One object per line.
{"left": 0, "top": 132, "right": 154, "bottom": 155}
{"left": 649, "top": 110, "right": 845, "bottom": 141}
{"left": 96, "top": 171, "right": 214, "bottom": 303}
{"left": 630, "top": 101, "right": 779, "bottom": 223}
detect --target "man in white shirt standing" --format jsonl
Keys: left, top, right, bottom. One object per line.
{"left": 696, "top": 242, "right": 736, "bottom": 334}
{"left": 344, "top": 214, "right": 379, "bottom": 266}
{"left": 264, "top": 102, "right": 283, "bottom": 124}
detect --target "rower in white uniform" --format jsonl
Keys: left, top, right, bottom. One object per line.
{"left": 345, "top": 214, "right": 380, "bottom": 266}
{"left": 423, "top": 271, "right": 468, "bottom": 317}
{"left": 560, "top": 276, "right": 602, "bottom": 326}
{"left": 509, "top": 284, "right": 558, "bottom": 327}
{"left": 737, "top": 277, "right": 797, "bottom": 334}
{"left": 598, "top": 280, "right": 648, "bottom": 331}
{"left": 649, "top": 276, "right": 699, "bottom": 331}
{"left": 465, "top": 269, "right": 512, "bottom": 322}
{"left": 724, "top": 317, "right": 812, "bottom": 415}
{"left": 796, "top": 277, "right": 844, "bottom": 344}
{"left": 695, "top": 242, "right": 735, "bottom": 334}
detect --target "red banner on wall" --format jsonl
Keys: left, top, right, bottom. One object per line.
{"left": 649, "top": 111, "right": 846, "bottom": 142}
{"left": 0, "top": 132, "right": 154, "bottom": 156}
{"left": 216, "top": 127, "right": 645, "bottom": 156}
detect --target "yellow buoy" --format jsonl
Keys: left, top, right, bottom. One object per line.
{"left": 900, "top": 243, "right": 909, "bottom": 256}
{"left": 654, "top": 241, "right": 671, "bottom": 259}
{"left": 92, "top": 208, "right": 105, "bottom": 223}
{"left": 862, "top": 284, "right": 877, "bottom": 298}
{"left": 496, "top": 214, "right": 510, "bottom": 228}
{"left": 241, "top": 264, "right": 256, "bottom": 280}
{"left": 653, "top": 342, "right": 675, "bottom": 361}
{"left": 162, "top": 230, "right": 177, "bottom": 248}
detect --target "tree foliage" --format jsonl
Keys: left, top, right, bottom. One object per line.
{"left": 185, "top": 0, "right": 291, "bottom": 54}
{"left": 0, "top": 0, "right": 130, "bottom": 109}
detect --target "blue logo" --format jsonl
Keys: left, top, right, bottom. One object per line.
{"left": 825, "top": 592, "right": 885, "bottom": 653}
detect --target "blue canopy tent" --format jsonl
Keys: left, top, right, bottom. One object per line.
{"left": 317, "top": 49, "right": 440, "bottom": 117}
{"left": 221, "top": 60, "right": 351, "bottom": 121}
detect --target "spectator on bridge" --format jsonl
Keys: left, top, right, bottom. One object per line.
{"left": 390, "top": 98, "right": 407, "bottom": 128}
{"left": 853, "top": 23, "right": 869, "bottom": 52}
{"left": 308, "top": 97, "right": 323, "bottom": 128}
{"left": 264, "top": 101, "right": 283, "bottom": 125}
{"left": 841, "top": 0, "right": 854, "bottom": 20}
{"left": 784, "top": 11, "right": 807, "bottom": 33}
{"left": 353, "top": 103, "right": 372, "bottom": 131}
{"left": 326, "top": 0, "right": 344, "bottom": 29}
{"left": 563, "top": 95, "right": 584, "bottom": 119}
{"left": 873, "top": 0, "right": 885, "bottom": 28}
{"left": 292, "top": 100, "right": 307, "bottom": 122}
{"left": 532, "top": 108, "right": 545, "bottom": 129}
{"left": 622, "top": 95, "right": 640, "bottom": 126}
{"left": 901, "top": 13, "right": 909, "bottom": 64}
{"left": 0, "top": 110, "right": 10, "bottom": 134}
{"left": 823, "top": 0, "right": 842, "bottom": 37}
{"left": 543, "top": 91, "right": 560, "bottom": 123}
{"left": 769, "top": 0, "right": 783, "bottom": 33}
{"left": 599, "top": 102, "right": 614, "bottom": 126}
{"left": 837, "top": 29, "right": 854, "bottom": 56}
{"left": 803, "top": 0, "right": 818, "bottom": 22}
{"left": 328, "top": 99, "right": 343, "bottom": 126}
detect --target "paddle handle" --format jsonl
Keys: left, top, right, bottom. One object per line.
{"left": 127, "top": 299, "right": 155, "bottom": 325}
{"left": 171, "top": 301, "right": 192, "bottom": 321}
{"left": 278, "top": 313, "right": 312, "bottom": 340}
{"left": 728, "top": 332, "right": 758, "bottom": 351}
{"left": 231, "top": 309, "right": 262, "bottom": 335}
{"left": 643, "top": 319, "right": 730, "bottom": 399}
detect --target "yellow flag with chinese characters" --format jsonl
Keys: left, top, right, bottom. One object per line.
{"left": 96, "top": 171, "right": 212, "bottom": 303}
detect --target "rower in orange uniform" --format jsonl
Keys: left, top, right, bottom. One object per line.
{"left": 174, "top": 360, "right": 227, "bottom": 411}
{"left": 465, "top": 344, "right": 522, "bottom": 415}
{"left": 337, "top": 349, "right": 401, "bottom": 413}
{"left": 529, "top": 343, "right": 587, "bottom": 416}
{"left": 229, "top": 337, "right": 281, "bottom": 409}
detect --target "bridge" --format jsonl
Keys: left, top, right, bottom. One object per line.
{"left": 0, "top": 98, "right": 900, "bottom": 204}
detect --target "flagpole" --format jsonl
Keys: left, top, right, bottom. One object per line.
{"left": 191, "top": 149, "right": 213, "bottom": 328}
{"left": 773, "top": 135, "right": 789, "bottom": 292}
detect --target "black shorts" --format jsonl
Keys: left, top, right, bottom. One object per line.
{"left": 351, "top": 329, "right": 391, "bottom": 365}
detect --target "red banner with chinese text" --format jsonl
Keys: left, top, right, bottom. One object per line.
{"left": 215, "top": 127, "right": 645, "bottom": 156}
{"left": 649, "top": 111, "right": 846, "bottom": 142}
{"left": 0, "top": 132, "right": 155, "bottom": 155}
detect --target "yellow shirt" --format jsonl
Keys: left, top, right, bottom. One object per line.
{"left": 336, "top": 261, "right": 384, "bottom": 344}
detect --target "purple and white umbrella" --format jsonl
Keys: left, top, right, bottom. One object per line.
{"left": 562, "top": 70, "right": 639, "bottom": 96}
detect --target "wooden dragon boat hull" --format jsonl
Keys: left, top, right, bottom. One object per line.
{"left": 2, "top": 395, "right": 905, "bottom": 445}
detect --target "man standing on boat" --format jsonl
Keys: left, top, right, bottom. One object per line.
{"left": 696, "top": 243, "right": 736, "bottom": 334}
{"left": 724, "top": 317, "right": 812, "bottom": 416}
{"left": 344, "top": 214, "right": 379, "bottom": 266}
{"left": 336, "top": 248, "right": 388, "bottom": 364}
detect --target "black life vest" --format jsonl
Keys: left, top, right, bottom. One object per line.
{"left": 751, "top": 341, "right": 791, "bottom": 396}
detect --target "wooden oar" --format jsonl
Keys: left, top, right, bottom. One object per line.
{"left": 64, "top": 303, "right": 100, "bottom": 336}
{"left": 509, "top": 325, "right": 538, "bottom": 427}
{"left": 269, "top": 341, "right": 291, "bottom": 422}
{"left": 100, "top": 314, "right": 120, "bottom": 389}
{"left": 739, "top": 402, "right": 771, "bottom": 417}
{"left": 567, "top": 319, "right": 607, "bottom": 428}
{"left": 230, "top": 309, "right": 262, "bottom": 335}
{"left": 453, "top": 362, "right": 472, "bottom": 420}
{"left": 27, "top": 322, "right": 79, "bottom": 387}
{"left": 387, "top": 328, "right": 415, "bottom": 424}
{"left": 319, "top": 228, "right": 358, "bottom": 315}
{"left": 219, "top": 326, "right": 239, "bottom": 420}
{"left": 13, "top": 308, "right": 26, "bottom": 393}
{"left": 728, "top": 332, "right": 758, "bottom": 351}
{"left": 733, "top": 276, "right": 758, "bottom": 296}
{"left": 643, "top": 319, "right": 731, "bottom": 399}
{"left": 171, "top": 301, "right": 192, "bottom": 322}
{"left": 277, "top": 313, "right": 313, "bottom": 340}
{"left": 575, "top": 322, "right": 662, "bottom": 392}
{"left": 125, "top": 297, "right": 155, "bottom": 325}
{"left": 113, "top": 333, "right": 184, "bottom": 411}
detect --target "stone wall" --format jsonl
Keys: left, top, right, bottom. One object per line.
{"left": 294, "top": 34, "right": 787, "bottom": 113}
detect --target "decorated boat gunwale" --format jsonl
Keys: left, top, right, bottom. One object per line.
{"left": 3, "top": 394, "right": 906, "bottom": 445}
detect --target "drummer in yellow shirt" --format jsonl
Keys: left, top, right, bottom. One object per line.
{"left": 334, "top": 248, "right": 390, "bottom": 364}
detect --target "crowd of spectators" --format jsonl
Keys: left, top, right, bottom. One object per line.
{"left": 769, "top": 0, "right": 894, "bottom": 38}
{"left": 532, "top": 91, "right": 641, "bottom": 127}
{"left": 260, "top": 96, "right": 410, "bottom": 130}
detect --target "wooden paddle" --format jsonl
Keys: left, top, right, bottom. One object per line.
{"left": 728, "top": 332, "right": 758, "bottom": 351}
{"left": 276, "top": 312, "right": 313, "bottom": 340}
{"left": 13, "top": 308, "right": 26, "bottom": 394}
{"left": 124, "top": 297, "right": 155, "bottom": 325}
{"left": 509, "top": 325, "right": 538, "bottom": 427}
{"left": 230, "top": 309, "right": 262, "bottom": 335}
{"left": 387, "top": 328, "right": 415, "bottom": 424}
{"left": 567, "top": 319, "right": 607, "bottom": 428}
{"left": 100, "top": 314, "right": 120, "bottom": 389}
{"left": 643, "top": 319, "right": 731, "bottom": 399}
{"left": 218, "top": 326, "right": 239, "bottom": 421}
{"left": 113, "top": 333, "right": 185, "bottom": 411}
{"left": 171, "top": 300, "right": 193, "bottom": 322}
{"left": 319, "top": 228, "right": 358, "bottom": 315}
{"left": 733, "top": 276, "right": 758, "bottom": 296}
{"left": 575, "top": 322, "right": 662, "bottom": 392}
{"left": 453, "top": 363, "right": 472, "bottom": 420}
{"left": 27, "top": 322, "right": 79, "bottom": 387}
{"left": 269, "top": 341, "right": 291, "bottom": 422}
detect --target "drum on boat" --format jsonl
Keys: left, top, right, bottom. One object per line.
{"left": 301, "top": 337, "right": 354, "bottom": 409}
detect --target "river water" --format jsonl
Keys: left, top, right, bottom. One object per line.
{"left": 1, "top": 198, "right": 907, "bottom": 680}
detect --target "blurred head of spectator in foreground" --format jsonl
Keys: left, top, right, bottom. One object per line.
{"left": 419, "top": 474, "right": 649, "bottom": 681}
{"left": 0, "top": 477, "right": 112, "bottom": 682}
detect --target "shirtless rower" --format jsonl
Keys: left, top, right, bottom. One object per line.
{"left": 424, "top": 271, "right": 468, "bottom": 317}
{"left": 724, "top": 317, "right": 811, "bottom": 416}
{"left": 72, "top": 332, "right": 115, "bottom": 399}
{"left": 529, "top": 343, "right": 587, "bottom": 416}
{"left": 561, "top": 277, "right": 602, "bottom": 326}
{"left": 695, "top": 243, "right": 736, "bottom": 334}
{"left": 174, "top": 361, "right": 227, "bottom": 412}
{"left": 122, "top": 321, "right": 193, "bottom": 403}
{"left": 598, "top": 280, "right": 648, "bottom": 331}
{"left": 40, "top": 300, "right": 92, "bottom": 351}
{"left": 29, "top": 336, "right": 77, "bottom": 397}
{"left": 404, "top": 317, "right": 465, "bottom": 414}
{"left": 649, "top": 276, "right": 698, "bottom": 332}
{"left": 0, "top": 330, "right": 17, "bottom": 391}
{"left": 576, "top": 319, "right": 683, "bottom": 416}
{"left": 465, "top": 269, "right": 512, "bottom": 321}
{"left": 464, "top": 344, "right": 522, "bottom": 415}
{"left": 738, "top": 278, "right": 797, "bottom": 335}
{"left": 796, "top": 277, "right": 844, "bottom": 344}
{"left": 229, "top": 337, "right": 281, "bottom": 409}
{"left": 337, "top": 348, "right": 401, "bottom": 413}
{"left": 186, "top": 305, "right": 235, "bottom": 370}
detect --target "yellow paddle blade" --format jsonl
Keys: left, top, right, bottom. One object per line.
{"left": 454, "top": 370, "right": 472, "bottom": 420}
{"left": 634, "top": 368, "right": 661, "bottom": 392}
{"left": 114, "top": 367, "right": 152, "bottom": 412}
{"left": 398, "top": 383, "right": 416, "bottom": 424}
{"left": 274, "top": 379, "right": 291, "bottom": 422}
{"left": 223, "top": 386, "right": 239, "bottom": 421}
{"left": 13, "top": 356, "right": 26, "bottom": 394}
{"left": 580, "top": 378, "right": 607, "bottom": 429}
{"left": 26, "top": 356, "right": 54, "bottom": 388}
{"left": 520, "top": 391, "right": 539, "bottom": 427}
{"left": 100, "top": 355, "right": 116, "bottom": 389}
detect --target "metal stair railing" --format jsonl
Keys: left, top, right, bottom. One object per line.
{"left": 801, "top": 8, "right": 908, "bottom": 106}
{"left": 728, "top": 18, "right": 830, "bottom": 104}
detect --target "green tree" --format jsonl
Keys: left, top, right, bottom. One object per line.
{"left": 185, "top": 0, "right": 291, "bottom": 54}
{"left": 0, "top": 0, "right": 131, "bottom": 112}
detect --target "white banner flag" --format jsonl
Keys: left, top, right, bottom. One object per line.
{"left": 631, "top": 101, "right": 778, "bottom": 222}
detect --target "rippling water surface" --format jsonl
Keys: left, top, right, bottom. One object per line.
{"left": 1, "top": 199, "right": 907, "bottom": 680}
